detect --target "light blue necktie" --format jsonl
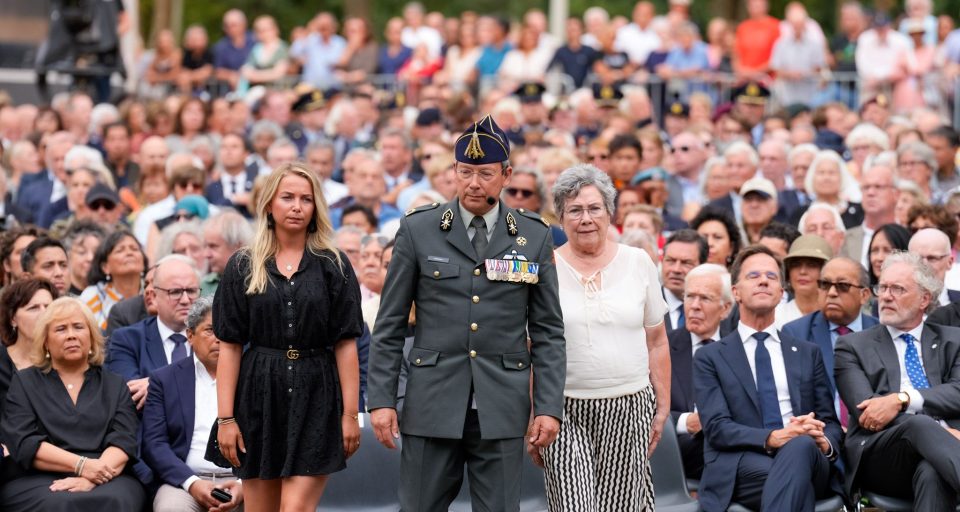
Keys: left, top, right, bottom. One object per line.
{"left": 901, "top": 333, "right": 930, "bottom": 390}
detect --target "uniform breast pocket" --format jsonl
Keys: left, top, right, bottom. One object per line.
{"left": 421, "top": 261, "right": 459, "bottom": 280}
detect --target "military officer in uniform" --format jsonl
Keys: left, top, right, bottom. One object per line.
{"left": 368, "top": 115, "right": 566, "bottom": 512}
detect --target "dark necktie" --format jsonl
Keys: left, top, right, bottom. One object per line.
{"left": 677, "top": 306, "right": 686, "bottom": 329}
{"left": 901, "top": 333, "right": 930, "bottom": 390}
{"left": 753, "top": 332, "right": 783, "bottom": 429}
{"left": 170, "top": 333, "right": 188, "bottom": 362}
{"left": 470, "top": 216, "right": 488, "bottom": 258}
{"left": 835, "top": 325, "right": 852, "bottom": 428}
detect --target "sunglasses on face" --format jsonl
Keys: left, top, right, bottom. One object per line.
{"left": 816, "top": 279, "right": 864, "bottom": 293}
{"left": 174, "top": 212, "right": 196, "bottom": 221}
{"left": 505, "top": 187, "right": 535, "bottom": 199}
{"left": 89, "top": 201, "right": 116, "bottom": 211}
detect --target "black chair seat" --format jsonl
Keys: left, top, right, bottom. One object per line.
{"left": 862, "top": 491, "right": 913, "bottom": 511}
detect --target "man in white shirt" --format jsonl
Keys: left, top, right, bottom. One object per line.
{"left": 401, "top": 2, "right": 443, "bottom": 58}
{"left": 669, "top": 263, "right": 733, "bottom": 480}
{"left": 615, "top": 1, "right": 661, "bottom": 65}
{"left": 305, "top": 140, "right": 349, "bottom": 205}
{"left": 835, "top": 251, "right": 960, "bottom": 510}
{"left": 143, "top": 296, "right": 244, "bottom": 511}
{"left": 694, "top": 245, "right": 843, "bottom": 511}
{"left": 841, "top": 162, "right": 898, "bottom": 267}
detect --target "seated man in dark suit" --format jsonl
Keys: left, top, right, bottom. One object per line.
{"left": 107, "top": 255, "right": 200, "bottom": 409}
{"left": 670, "top": 263, "right": 733, "bottom": 480}
{"left": 835, "top": 251, "right": 960, "bottom": 509}
{"left": 143, "top": 296, "right": 243, "bottom": 511}
{"left": 783, "top": 257, "right": 877, "bottom": 427}
{"left": 661, "top": 229, "right": 708, "bottom": 335}
{"left": 694, "top": 245, "right": 844, "bottom": 512}
{"left": 928, "top": 300, "right": 960, "bottom": 327}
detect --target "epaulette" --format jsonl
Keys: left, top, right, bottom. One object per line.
{"left": 405, "top": 202, "right": 440, "bottom": 216}
{"left": 515, "top": 208, "right": 550, "bottom": 228}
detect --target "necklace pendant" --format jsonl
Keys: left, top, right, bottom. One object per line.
{"left": 67, "top": 384, "right": 74, "bottom": 390}
{"left": 285, "top": 264, "right": 293, "bottom": 271}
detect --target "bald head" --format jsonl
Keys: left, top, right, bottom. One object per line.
{"left": 139, "top": 136, "right": 170, "bottom": 168}
{"left": 908, "top": 228, "right": 954, "bottom": 282}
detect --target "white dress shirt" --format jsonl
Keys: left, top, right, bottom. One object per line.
{"left": 156, "top": 319, "right": 191, "bottom": 365}
{"left": 664, "top": 288, "right": 683, "bottom": 330}
{"left": 676, "top": 328, "right": 720, "bottom": 435}
{"left": 219, "top": 172, "right": 248, "bottom": 201}
{"left": 181, "top": 356, "right": 224, "bottom": 490}
{"left": 614, "top": 23, "right": 661, "bottom": 64}
{"left": 738, "top": 322, "right": 794, "bottom": 427}
{"left": 886, "top": 323, "right": 928, "bottom": 414}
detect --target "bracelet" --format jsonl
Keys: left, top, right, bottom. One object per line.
{"left": 75, "top": 456, "right": 87, "bottom": 476}
{"left": 217, "top": 417, "right": 236, "bottom": 425}
{"left": 343, "top": 413, "right": 359, "bottom": 420}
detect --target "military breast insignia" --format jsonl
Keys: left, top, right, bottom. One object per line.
{"left": 485, "top": 252, "right": 538, "bottom": 284}
{"left": 506, "top": 212, "right": 518, "bottom": 236}
{"left": 516, "top": 236, "right": 527, "bottom": 246}
{"left": 440, "top": 208, "right": 454, "bottom": 231}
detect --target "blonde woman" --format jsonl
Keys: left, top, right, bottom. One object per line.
{"left": 0, "top": 297, "right": 144, "bottom": 510}
{"left": 213, "top": 162, "right": 362, "bottom": 511}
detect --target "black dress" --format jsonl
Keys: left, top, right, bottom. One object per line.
{"left": 212, "top": 248, "right": 363, "bottom": 479}
{"left": 0, "top": 366, "right": 144, "bottom": 511}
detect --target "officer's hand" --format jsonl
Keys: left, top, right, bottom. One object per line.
{"left": 528, "top": 415, "right": 560, "bottom": 448}
{"left": 371, "top": 408, "right": 400, "bottom": 449}
{"left": 526, "top": 441, "right": 544, "bottom": 468}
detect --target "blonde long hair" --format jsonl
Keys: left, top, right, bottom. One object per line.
{"left": 243, "top": 162, "right": 341, "bottom": 295}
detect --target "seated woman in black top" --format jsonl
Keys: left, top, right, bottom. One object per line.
{"left": 0, "top": 297, "right": 144, "bottom": 511}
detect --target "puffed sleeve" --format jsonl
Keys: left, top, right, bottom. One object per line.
{"left": 327, "top": 250, "right": 363, "bottom": 343}
{"left": 639, "top": 248, "right": 669, "bottom": 327}
{"left": 1, "top": 370, "right": 47, "bottom": 470}
{"left": 213, "top": 251, "right": 251, "bottom": 345}
{"left": 103, "top": 372, "right": 140, "bottom": 460}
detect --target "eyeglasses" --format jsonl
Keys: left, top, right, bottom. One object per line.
{"left": 564, "top": 205, "right": 605, "bottom": 220}
{"left": 873, "top": 283, "right": 909, "bottom": 297}
{"left": 174, "top": 212, "right": 196, "bottom": 222}
{"left": 89, "top": 201, "right": 116, "bottom": 211}
{"left": 817, "top": 279, "right": 865, "bottom": 293}
{"left": 505, "top": 187, "right": 535, "bottom": 199}
{"left": 154, "top": 287, "right": 200, "bottom": 300}
{"left": 455, "top": 168, "right": 499, "bottom": 182}
{"left": 743, "top": 271, "right": 780, "bottom": 282}
{"left": 360, "top": 234, "right": 389, "bottom": 248}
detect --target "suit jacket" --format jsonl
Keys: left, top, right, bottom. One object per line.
{"left": 694, "top": 329, "right": 844, "bottom": 511}
{"left": 839, "top": 225, "right": 866, "bottom": 263}
{"left": 782, "top": 311, "right": 879, "bottom": 395}
{"left": 778, "top": 189, "right": 806, "bottom": 220}
{"left": 367, "top": 199, "right": 566, "bottom": 440}
{"left": 929, "top": 302, "right": 960, "bottom": 328}
{"left": 105, "top": 295, "right": 149, "bottom": 339}
{"left": 834, "top": 322, "right": 960, "bottom": 492}
{"left": 16, "top": 178, "right": 54, "bottom": 226}
{"left": 669, "top": 326, "right": 698, "bottom": 425}
{"left": 141, "top": 356, "right": 197, "bottom": 487}
{"left": 106, "top": 316, "right": 170, "bottom": 381}
{"left": 666, "top": 174, "right": 685, "bottom": 220}
{"left": 204, "top": 165, "right": 259, "bottom": 217}
{"left": 36, "top": 197, "right": 69, "bottom": 230}
{"left": 949, "top": 289, "right": 960, "bottom": 304}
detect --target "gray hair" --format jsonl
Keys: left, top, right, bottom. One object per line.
{"left": 804, "top": 150, "right": 859, "bottom": 202}
{"left": 305, "top": 139, "right": 335, "bottom": 155}
{"left": 89, "top": 103, "right": 119, "bottom": 135}
{"left": 788, "top": 143, "right": 819, "bottom": 165}
{"left": 798, "top": 202, "right": 846, "bottom": 235}
{"left": 266, "top": 137, "right": 298, "bottom": 161}
{"left": 64, "top": 145, "right": 105, "bottom": 172}
{"left": 619, "top": 230, "right": 657, "bottom": 259}
{"left": 249, "top": 119, "right": 284, "bottom": 141}
{"left": 846, "top": 123, "right": 890, "bottom": 151}
{"left": 155, "top": 221, "right": 205, "bottom": 265}
{"left": 185, "top": 295, "right": 214, "bottom": 331}
{"left": 685, "top": 263, "right": 734, "bottom": 305}
{"left": 723, "top": 141, "right": 759, "bottom": 167}
{"left": 552, "top": 164, "right": 617, "bottom": 219}
{"left": 336, "top": 225, "right": 366, "bottom": 238}
{"left": 881, "top": 251, "right": 943, "bottom": 313}
{"left": 700, "top": 156, "right": 726, "bottom": 197}
{"left": 187, "top": 134, "right": 217, "bottom": 153}
{"left": 203, "top": 210, "right": 253, "bottom": 249}
{"left": 154, "top": 253, "right": 202, "bottom": 285}
{"left": 62, "top": 220, "right": 108, "bottom": 252}
{"left": 508, "top": 167, "right": 547, "bottom": 203}
{"left": 897, "top": 141, "right": 937, "bottom": 176}
{"left": 379, "top": 127, "right": 413, "bottom": 149}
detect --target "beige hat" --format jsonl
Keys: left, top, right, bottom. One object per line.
{"left": 784, "top": 235, "right": 833, "bottom": 263}
{"left": 739, "top": 176, "right": 777, "bottom": 200}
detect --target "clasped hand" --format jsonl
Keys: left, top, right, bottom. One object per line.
{"left": 765, "top": 412, "right": 830, "bottom": 454}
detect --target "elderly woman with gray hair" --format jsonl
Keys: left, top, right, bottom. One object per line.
{"left": 537, "top": 164, "right": 670, "bottom": 511}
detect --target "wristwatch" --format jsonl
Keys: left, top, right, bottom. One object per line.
{"left": 897, "top": 392, "right": 910, "bottom": 412}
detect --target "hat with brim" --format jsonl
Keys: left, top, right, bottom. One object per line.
{"left": 739, "top": 176, "right": 777, "bottom": 200}
{"left": 85, "top": 183, "right": 119, "bottom": 207}
{"left": 784, "top": 234, "right": 833, "bottom": 263}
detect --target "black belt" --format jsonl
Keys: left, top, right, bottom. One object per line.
{"left": 252, "top": 346, "right": 328, "bottom": 360}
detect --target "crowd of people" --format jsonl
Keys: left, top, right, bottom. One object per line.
{"left": 0, "top": 0, "right": 959, "bottom": 510}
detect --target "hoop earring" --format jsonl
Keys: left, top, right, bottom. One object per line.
{"left": 307, "top": 218, "right": 318, "bottom": 233}
{"left": 267, "top": 213, "right": 276, "bottom": 230}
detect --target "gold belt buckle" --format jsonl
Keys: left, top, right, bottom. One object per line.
{"left": 286, "top": 349, "right": 300, "bottom": 360}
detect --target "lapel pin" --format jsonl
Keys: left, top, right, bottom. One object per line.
{"left": 440, "top": 209, "right": 454, "bottom": 231}
{"left": 516, "top": 236, "right": 527, "bottom": 246}
{"left": 791, "top": 346, "right": 798, "bottom": 352}
{"left": 932, "top": 344, "right": 938, "bottom": 349}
